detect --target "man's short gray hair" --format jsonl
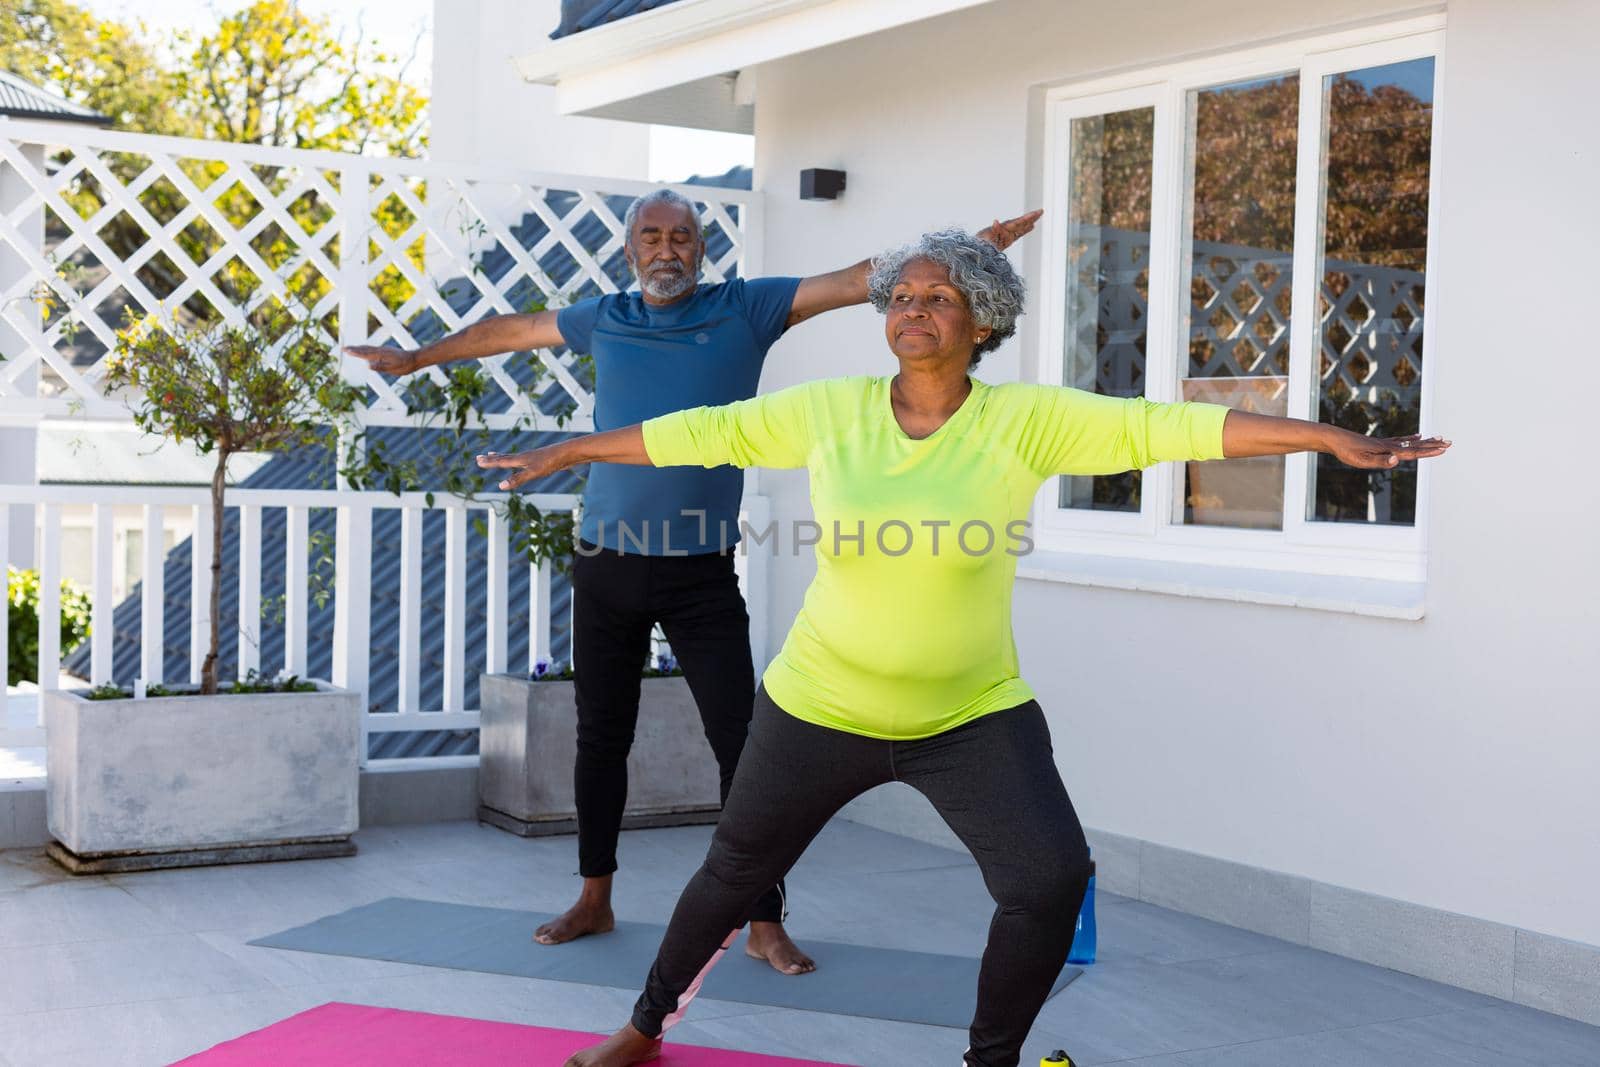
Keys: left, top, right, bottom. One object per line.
{"left": 867, "top": 229, "right": 1026, "bottom": 366}
{"left": 622, "top": 188, "right": 703, "bottom": 244}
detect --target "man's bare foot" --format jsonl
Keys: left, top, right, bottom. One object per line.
{"left": 745, "top": 920, "right": 816, "bottom": 975}
{"left": 536, "top": 875, "right": 616, "bottom": 945}
{"left": 561, "top": 1023, "right": 661, "bottom": 1066}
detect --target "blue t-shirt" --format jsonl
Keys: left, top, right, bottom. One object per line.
{"left": 557, "top": 277, "right": 802, "bottom": 554}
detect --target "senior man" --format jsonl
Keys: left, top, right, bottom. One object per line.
{"left": 347, "top": 188, "right": 1039, "bottom": 975}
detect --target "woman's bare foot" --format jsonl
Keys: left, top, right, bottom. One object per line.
{"left": 536, "top": 875, "right": 616, "bottom": 945}
{"left": 745, "top": 920, "right": 816, "bottom": 975}
{"left": 561, "top": 1024, "right": 661, "bottom": 1066}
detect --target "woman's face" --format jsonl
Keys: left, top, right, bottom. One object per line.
{"left": 884, "top": 258, "right": 992, "bottom": 366}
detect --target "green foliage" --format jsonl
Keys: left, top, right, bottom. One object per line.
{"left": 0, "top": 0, "right": 178, "bottom": 131}
{"left": 528, "top": 660, "right": 575, "bottom": 682}
{"left": 262, "top": 528, "right": 336, "bottom": 625}
{"left": 105, "top": 307, "right": 363, "bottom": 694}
{"left": 0, "top": 0, "right": 426, "bottom": 154}
{"left": 1071, "top": 75, "right": 1432, "bottom": 261}
{"left": 642, "top": 657, "right": 684, "bottom": 679}
{"left": 105, "top": 309, "right": 363, "bottom": 457}
{"left": 176, "top": 0, "right": 426, "bottom": 156}
{"left": 500, "top": 493, "right": 579, "bottom": 574}
{"left": 83, "top": 670, "right": 319, "bottom": 701}
{"left": 528, "top": 651, "right": 682, "bottom": 683}
{"left": 6, "top": 567, "right": 92, "bottom": 686}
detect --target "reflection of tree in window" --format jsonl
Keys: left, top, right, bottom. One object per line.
{"left": 1192, "top": 77, "right": 1301, "bottom": 249}
{"left": 1179, "top": 75, "right": 1299, "bottom": 530}
{"left": 1057, "top": 62, "right": 1434, "bottom": 528}
{"left": 1313, "top": 61, "right": 1433, "bottom": 526}
{"left": 1060, "top": 107, "right": 1154, "bottom": 513}
{"left": 1186, "top": 76, "right": 1300, "bottom": 386}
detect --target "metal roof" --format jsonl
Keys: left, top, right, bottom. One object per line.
{"left": 551, "top": 0, "right": 684, "bottom": 40}
{"left": 63, "top": 168, "right": 752, "bottom": 760}
{"left": 0, "top": 71, "right": 109, "bottom": 125}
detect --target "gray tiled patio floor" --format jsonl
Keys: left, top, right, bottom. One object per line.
{"left": 2, "top": 819, "right": 1597, "bottom": 1066}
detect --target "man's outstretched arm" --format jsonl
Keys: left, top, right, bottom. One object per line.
{"left": 784, "top": 209, "right": 1044, "bottom": 328}
{"left": 344, "top": 310, "right": 566, "bottom": 376}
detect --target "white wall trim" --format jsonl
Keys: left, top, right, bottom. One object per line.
{"left": 515, "top": 0, "right": 835, "bottom": 82}
{"left": 514, "top": 0, "right": 1000, "bottom": 117}
{"left": 1015, "top": 547, "right": 1426, "bottom": 619}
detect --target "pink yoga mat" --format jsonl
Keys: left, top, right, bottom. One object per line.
{"left": 172, "top": 1002, "right": 858, "bottom": 1066}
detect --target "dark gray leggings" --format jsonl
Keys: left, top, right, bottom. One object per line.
{"left": 631, "top": 687, "right": 1091, "bottom": 1067}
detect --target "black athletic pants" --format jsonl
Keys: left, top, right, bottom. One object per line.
{"left": 630, "top": 687, "right": 1091, "bottom": 1067}
{"left": 570, "top": 542, "right": 784, "bottom": 924}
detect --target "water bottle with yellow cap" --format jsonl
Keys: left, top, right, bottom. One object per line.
{"left": 1041, "top": 1051, "right": 1076, "bottom": 1066}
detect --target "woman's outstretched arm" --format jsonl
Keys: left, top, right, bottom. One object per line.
{"left": 1015, "top": 386, "right": 1451, "bottom": 477}
{"left": 476, "top": 426, "right": 648, "bottom": 491}
{"left": 1221, "top": 410, "right": 1451, "bottom": 468}
{"left": 476, "top": 381, "right": 819, "bottom": 491}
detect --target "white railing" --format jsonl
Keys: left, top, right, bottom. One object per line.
{"left": 0, "top": 121, "right": 767, "bottom": 765}
{"left": 0, "top": 483, "right": 772, "bottom": 762}
{"left": 0, "top": 484, "right": 575, "bottom": 761}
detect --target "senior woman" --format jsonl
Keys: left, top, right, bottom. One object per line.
{"left": 478, "top": 230, "right": 1450, "bottom": 1067}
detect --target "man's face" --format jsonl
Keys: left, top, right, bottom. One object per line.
{"left": 625, "top": 200, "right": 704, "bottom": 303}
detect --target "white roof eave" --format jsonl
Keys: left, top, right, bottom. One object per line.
{"left": 513, "top": 0, "right": 999, "bottom": 118}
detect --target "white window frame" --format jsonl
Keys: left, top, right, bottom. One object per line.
{"left": 1031, "top": 15, "right": 1446, "bottom": 587}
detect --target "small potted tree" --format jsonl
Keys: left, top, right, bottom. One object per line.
{"left": 42, "top": 309, "right": 368, "bottom": 873}
{"left": 478, "top": 634, "right": 724, "bottom": 836}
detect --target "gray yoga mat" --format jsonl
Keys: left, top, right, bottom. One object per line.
{"left": 252, "top": 897, "right": 1081, "bottom": 1027}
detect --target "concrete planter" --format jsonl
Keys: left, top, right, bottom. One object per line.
{"left": 478, "top": 673, "right": 722, "bottom": 836}
{"left": 43, "top": 682, "right": 362, "bottom": 874}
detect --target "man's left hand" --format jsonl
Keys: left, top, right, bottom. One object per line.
{"left": 977, "top": 209, "right": 1044, "bottom": 252}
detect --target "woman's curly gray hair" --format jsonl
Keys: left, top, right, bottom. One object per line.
{"left": 867, "top": 229, "right": 1026, "bottom": 366}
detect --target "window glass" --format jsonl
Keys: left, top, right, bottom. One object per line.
{"left": 1176, "top": 74, "right": 1299, "bottom": 530}
{"left": 1310, "top": 58, "right": 1434, "bottom": 525}
{"left": 1059, "top": 106, "right": 1156, "bottom": 513}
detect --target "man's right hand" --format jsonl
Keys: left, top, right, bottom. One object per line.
{"left": 344, "top": 345, "right": 422, "bottom": 376}
{"left": 342, "top": 314, "right": 565, "bottom": 374}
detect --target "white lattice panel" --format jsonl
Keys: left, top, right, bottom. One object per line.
{"left": 0, "top": 120, "right": 757, "bottom": 431}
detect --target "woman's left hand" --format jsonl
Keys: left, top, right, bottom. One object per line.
{"left": 1328, "top": 431, "right": 1452, "bottom": 469}
{"left": 477, "top": 446, "right": 570, "bottom": 490}
{"left": 977, "top": 210, "right": 1044, "bottom": 251}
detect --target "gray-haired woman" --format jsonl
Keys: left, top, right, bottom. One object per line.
{"left": 479, "top": 229, "right": 1449, "bottom": 1067}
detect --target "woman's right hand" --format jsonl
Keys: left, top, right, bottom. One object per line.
{"left": 344, "top": 345, "right": 421, "bottom": 376}
{"left": 1326, "top": 429, "right": 1451, "bottom": 469}
{"left": 476, "top": 445, "right": 572, "bottom": 490}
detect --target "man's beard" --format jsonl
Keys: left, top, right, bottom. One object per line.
{"left": 639, "top": 258, "right": 700, "bottom": 300}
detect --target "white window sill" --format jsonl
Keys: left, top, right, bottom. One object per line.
{"left": 1015, "top": 549, "right": 1426, "bottom": 620}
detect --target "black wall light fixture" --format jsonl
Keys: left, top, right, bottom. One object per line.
{"left": 800, "top": 168, "right": 846, "bottom": 201}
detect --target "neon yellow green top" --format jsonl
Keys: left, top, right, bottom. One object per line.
{"left": 642, "top": 376, "right": 1229, "bottom": 741}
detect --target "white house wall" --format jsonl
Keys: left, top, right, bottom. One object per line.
{"left": 751, "top": 0, "right": 1600, "bottom": 949}
{"left": 0, "top": 142, "right": 43, "bottom": 569}
{"left": 431, "top": 0, "right": 650, "bottom": 179}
